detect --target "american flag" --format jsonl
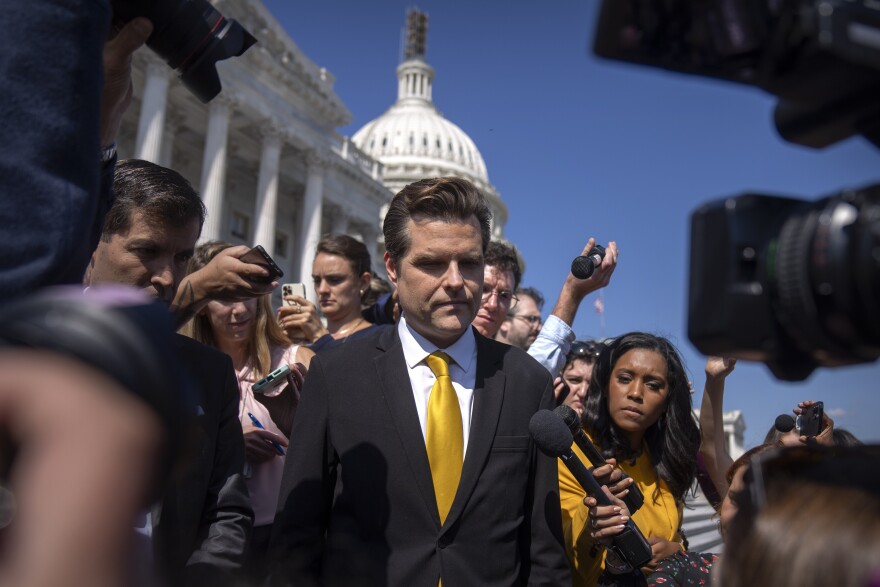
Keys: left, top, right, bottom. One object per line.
{"left": 594, "top": 296, "right": 604, "bottom": 315}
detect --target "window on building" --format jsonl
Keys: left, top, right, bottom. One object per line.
{"left": 275, "top": 232, "right": 289, "bottom": 259}
{"left": 230, "top": 211, "right": 250, "bottom": 240}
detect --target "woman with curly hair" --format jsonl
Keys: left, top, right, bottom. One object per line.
{"left": 558, "top": 332, "right": 700, "bottom": 586}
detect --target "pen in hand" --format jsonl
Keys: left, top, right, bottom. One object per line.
{"left": 247, "top": 412, "right": 286, "bottom": 456}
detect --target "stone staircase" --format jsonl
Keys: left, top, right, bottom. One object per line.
{"left": 681, "top": 487, "right": 723, "bottom": 554}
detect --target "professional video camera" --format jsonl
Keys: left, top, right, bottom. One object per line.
{"left": 593, "top": 0, "right": 880, "bottom": 380}
{"left": 111, "top": 0, "right": 256, "bottom": 103}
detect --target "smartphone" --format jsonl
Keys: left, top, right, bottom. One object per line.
{"left": 239, "top": 245, "right": 283, "bottom": 283}
{"left": 252, "top": 364, "right": 291, "bottom": 394}
{"left": 282, "top": 283, "right": 307, "bottom": 306}
{"left": 796, "top": 401, "right": 824, "bottom": 437}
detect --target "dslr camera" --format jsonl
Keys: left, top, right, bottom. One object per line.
{"left": 111, "top": 0, "right": 256, "bottom": 103}
{"left": 594, "top": 0, "right": 880, "bottom": 380}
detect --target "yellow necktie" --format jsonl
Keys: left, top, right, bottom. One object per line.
{"left": 425, "top": 351, "right": 463, "bottom": 525}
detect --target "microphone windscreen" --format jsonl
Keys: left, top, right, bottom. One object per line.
{"left": 571, "top": 256, "right": 595, "bottom": 279}
{"left": 554, "top": 404, "right": 580, "bottom": 433}
{"left": 775, "top": 414, "right": 796, "bottom": 433}
{"left": 529, "top": 410, "right": 574, "bottom": 457}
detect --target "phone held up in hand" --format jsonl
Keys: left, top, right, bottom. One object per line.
{"left": 282, "top": 283, "right": 306, "bottom": 306}
{"left": 239, "top": 245, "right": 283, "bottom": 283}
{"left": 252, "top": 363, "right": 291, "bottom": 394}
{"left": 797, "top": 401, "right": 824, "bottom": 437}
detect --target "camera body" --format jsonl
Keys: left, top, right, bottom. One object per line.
{"left": 797, "top": 401, "right": 825, "bottom": 437}
{"left": 111, "top": 0, "right": 256, "bottom": 102}
{"left": 688, "top": 186, "right": 880, "bottom": 380}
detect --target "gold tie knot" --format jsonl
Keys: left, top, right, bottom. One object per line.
{"left": 426, "top": 351, "right": 451, "bottom": 378}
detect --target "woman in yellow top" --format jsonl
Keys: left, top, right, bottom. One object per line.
{"left": 558, "top": 332, "right": 700, "bottom": 586}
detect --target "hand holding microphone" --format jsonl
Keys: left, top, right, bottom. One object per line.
{"left": 571, "top": 244, "right": 606, "bottom": 279}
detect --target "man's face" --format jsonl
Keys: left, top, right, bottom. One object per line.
{"left": 471, "top": 265, "right": 516, "bottom": 339}
{"left": 385, "top": 215, "right": 484, "bottom": 349}
{"left": 86, "top": 210, "right": 199, "bottom": 303}
{"left": 497, "top": 294, "right": 541, "bottom": 349}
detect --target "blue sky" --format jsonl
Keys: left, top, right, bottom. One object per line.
{"left": 263, "top": 1, "right": 880, "bottom": 444}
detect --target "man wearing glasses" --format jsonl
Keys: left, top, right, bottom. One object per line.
{"left": 471, "top": 241, "right": 522, "bottom": 339}
{"left": 496, "top": 287, "right": 545, "bottom": 350}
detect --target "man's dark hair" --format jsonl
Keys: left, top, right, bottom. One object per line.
{"left": 102, "top": 159, "right": 206, "bottom": 240}
{"left": 484, "top": 241, "right": 522, "bottom": 290}
{"left": 511, "top": 286, "right": 544, "bottom": 315}
{"left": 316, "top": 234, "right": 372, "bottom": 277}
{"left": 383, "top": 176, "right": 492, "bottom": 263}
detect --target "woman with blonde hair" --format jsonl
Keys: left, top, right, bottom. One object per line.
{"left": 181, "top": 240, "right": 313, "bottom": 580}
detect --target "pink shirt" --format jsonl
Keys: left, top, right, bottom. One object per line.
{"left": 236, "top": 345, "right": 300, "bottom": 527}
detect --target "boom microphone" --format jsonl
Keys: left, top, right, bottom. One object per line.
{"left": 774, "top": 414, "right": 796, "bottom": 433}
{"left": 554, "top": 405, "right": 644, "bottom": 514}
{"left": 571, "top": 244, "right": 606, "bottom": 279}
{"left": 529, "top": 409, "right": 653, "bottom": 570}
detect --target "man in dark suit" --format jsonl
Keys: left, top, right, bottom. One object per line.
{"left": 85, "top": 159, "right": 264, "bottom": 585}
{"left": 269, "top": 177, "right": 570, "bottom": 586}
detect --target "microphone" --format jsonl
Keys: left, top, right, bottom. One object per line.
{"left": 571, "top": 244, "right": 606, "bottom": 279}
{"left": 774, "top": 414, "right": 796, "bottom": 433}
{"left": 529, "top": 410, "right": 653, "bottom": 570}
{"left": 554, "top": 405, "right": 644, "bottom": 514}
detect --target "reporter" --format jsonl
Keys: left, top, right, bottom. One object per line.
{"left": 278, "top": 234, "right": 387, "bottom": 351}
{"left": 558, "top": 332, "right": 699, "bottom": 585}
{"left": 181, "top": 241, "right": 313, "bottom": 581}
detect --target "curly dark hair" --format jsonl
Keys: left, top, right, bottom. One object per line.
{"left": 582, "top": 332, "right": 699, "bottom": 502}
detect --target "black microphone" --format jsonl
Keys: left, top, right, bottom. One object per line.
{"left": 571, "top": 244, "right": 606, "bottom": 279}
{"left": 554, "top": 405, "right": 644, "bottom": 514}
{"left": 529, "top": 410, "right": 653, "bottom": 570}
{"left": 775, "top": 414, "right": 796, "bottom": 433}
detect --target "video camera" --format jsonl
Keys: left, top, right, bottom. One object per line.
{"left": 593, "top": 0, "right": 880, "bottom": 380}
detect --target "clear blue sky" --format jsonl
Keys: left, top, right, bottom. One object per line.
{"left": 263, "top": 0, "right": 880, "bottom": 444}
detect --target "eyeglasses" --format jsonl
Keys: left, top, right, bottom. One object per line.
{"left": 569, "top": 340, "right": 602, "bottom": 360}
{"left": 513, "top": 314, "right": 542, "bottom": 325}
{"left": 481, "top": 287, "right": 518, "bottom": 308}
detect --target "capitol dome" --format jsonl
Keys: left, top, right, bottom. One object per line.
{"left": 351, "top": 16, "right": 507, "bottom": 236}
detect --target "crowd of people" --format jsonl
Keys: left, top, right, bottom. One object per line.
{"left": 1, "top": 4, "right": 878, "bottom": 587}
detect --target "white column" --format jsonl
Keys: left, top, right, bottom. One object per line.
{"left": 252, "top": 126, "right": 283, "bottom": 254}
{"left": 199, "top": 96, "right": 233, "bottom": 243}
{"left": 329, "top": 206, "right": 349, "bottom": 236}
{"left": 361, "top": 224, "right": 381, "bottom": 274}
{"left": 298, "top": 151, "right": 328, "bottom": 291}
{"left": 134, "top": 61, "right": 171, "bottom": 162}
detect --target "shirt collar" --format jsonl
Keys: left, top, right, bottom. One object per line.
{"left": 398, "top": 314, "right": 476, "bottom": 373}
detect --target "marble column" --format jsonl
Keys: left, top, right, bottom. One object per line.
{"left": 134, "top": 60, "right": 171, "bottom": 162}
{"left": 361, "top": 224, "right": 381, "bottom": 273}
{"left": 199, "top": 96, "right": 233, "bottom": 243}
{"left": 252, "top": 125, "right": 283, "bottom": 254}
{"left": 298, "top": 151, "right": 327, "bottom": 291}
{"left": 159, "top": 111, "right": 183, "bottom": 168}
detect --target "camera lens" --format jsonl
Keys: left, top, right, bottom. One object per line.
{"left": 774, "top": 186, "right": 880, "bottom": 367}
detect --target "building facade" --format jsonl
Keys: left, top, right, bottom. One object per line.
{"left": 116, "top": 0, "right": 392, "bottom": 288}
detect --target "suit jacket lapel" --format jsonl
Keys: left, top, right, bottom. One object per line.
{"left": 374, "top": 328, "right": 442, "bottom": 527}
{"left": 441, "top": 332, "right": 505, "bottom": 533}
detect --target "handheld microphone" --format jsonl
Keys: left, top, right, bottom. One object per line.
{"left": 529, "top": 409, "right": 653, "bottom": 570}
{"left": 774, "top": 414, "right": 796, "bottom": 433}
{"left": 554, "top": 405, "right": 644, "bottom": 514}
{"left": 571, "top": 244, "right": 606, "bottom": 279}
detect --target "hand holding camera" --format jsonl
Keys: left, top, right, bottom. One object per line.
{"left": 794, "top": 400, "right": 834, "bottom": 446}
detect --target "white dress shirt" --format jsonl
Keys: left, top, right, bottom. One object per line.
{"left": 397, "top": 315, "right": 478, "bottom": 454}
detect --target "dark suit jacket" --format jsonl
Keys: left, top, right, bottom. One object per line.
{"left": 152, "top": 335, "right": 253, "bottom": 585}
{"left": 269, "top": 326, "right": 570, "bottom": 586}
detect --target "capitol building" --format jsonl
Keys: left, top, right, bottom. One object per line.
{"left": 116, "top": 0, "right": 506, "bottom": 286}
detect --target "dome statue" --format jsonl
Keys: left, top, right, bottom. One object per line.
{"left": 352, "top": 10, "right": 507, "bottom": 237}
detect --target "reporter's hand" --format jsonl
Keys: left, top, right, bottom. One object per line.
{"left": 278, "top": 296, "right": 328, "bottom": 343}
{"left": 564, "top": 238, "right": 619, "bottom": 300}
{"left": 242, "top": 425, "right": 288, "bottom": 464}
{"left": 705, "top": 356, "right": 736, "bottom": 381}
{"left": 643, "top": 536, "right": 681, "bottom": 572}
{"left": 794, "top": 400, "right": 834, "bottom": 446}
{"left": 101, "top": 17, "right": 153, "bottom": 147}
{"left": 585, "top": 486, "right": 630, "bottom": 546}
{"left": 591, "top": 458, "right": 633, "bottom": 501}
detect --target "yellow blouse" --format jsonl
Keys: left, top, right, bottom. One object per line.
{"left": 558, "top": 439, "right": 683, "bottom": 586}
